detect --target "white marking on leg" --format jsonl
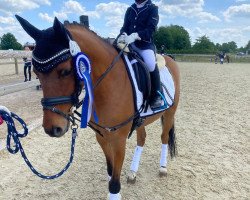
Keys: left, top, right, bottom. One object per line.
{"left": 130, "top": 146, "right": 143, "bottom": 172}
{"left": 160, "top": 144, "right": 168, "bottom": 167}
{"left": 108, "top": 192, "right": 121, "bottom": 200}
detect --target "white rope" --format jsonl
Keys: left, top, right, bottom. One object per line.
{"left": 0, "top": 106, "right": 11, "bottom": 115}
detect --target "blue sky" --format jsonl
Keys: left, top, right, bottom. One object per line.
{"left": 0, "top": 0, "right": 250, "bottom": 48}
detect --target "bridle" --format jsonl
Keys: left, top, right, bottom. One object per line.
{"left": 41, "top": 84, "right": 82, "bottom": 125}
{"left": 33, "top": 46, "right": 83, "bottom": 126}
{"left": 35, "top": 40, "right": 138, "bottom": 134}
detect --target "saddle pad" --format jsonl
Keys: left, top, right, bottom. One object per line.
{"left": 124, "top": 55, "right": 175, "bottom": 117}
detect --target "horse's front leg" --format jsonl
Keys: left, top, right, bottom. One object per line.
{"left": 96, "top": 133, "right": 113, "bottom": 181}
{"left": 108, "top": 131, "right": 129, "bottom": 200}
{"left": 96, "top": 131, "right": 127, "bottom": 200}
{"left": 127, "top": 126, "right": 146, "bottom": 183}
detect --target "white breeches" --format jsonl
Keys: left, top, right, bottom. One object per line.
{"left": 131, "top": 43, "right": 156, "bottom": 72}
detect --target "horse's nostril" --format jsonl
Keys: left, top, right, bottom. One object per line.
{"left": 52, "top": 126, "right": 63, "bottom": 137}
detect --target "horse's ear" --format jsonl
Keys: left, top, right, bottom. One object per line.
{"left": 53, "top": 17, "right": 68, "bottom": 41}
{"left": 15, "top": 15, "right": 42, "bottom": 41}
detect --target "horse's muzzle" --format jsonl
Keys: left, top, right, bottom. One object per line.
{"left": 44, "top": 126, "right": 68, "bottom": 137}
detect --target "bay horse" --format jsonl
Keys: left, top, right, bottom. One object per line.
{"left": 16, "top": 16, "right": 180, "bottom": 199}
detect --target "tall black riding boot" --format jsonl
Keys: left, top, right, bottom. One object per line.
{"left": 150, "top": 66, "right": 162, "bottom": 110}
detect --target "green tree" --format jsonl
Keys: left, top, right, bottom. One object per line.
{"left": 216, "top": 41, "right": 237, "bottom": 53}
{"left": 167, "top": 25, "right": 191, "bottom": 50}
{"left": 154, "top": 26, "right": 174, "bottom": 50}
{"left": 237, "top": 46, "right": 245, "bottom": 53}
{"left": 154, "top": 25, "right": 191, "bottom": 52}
{"left": 0, "top": 33, "right": 22, "bottom": 50}
{"left": 215, "top": 43, "right": 221, "bottom": 52}
{"left": 219, "top": 41, "right": 237, "bottom": 53}
{"left": 227, "top": 41, "right": 237, "bottom": 52}
{"left": 220, "top": 43, "right": 230, "bottom": 53}
{"left": 245, "top": 40, "right": 250, "bottom": 51}
{"left": 192, "top": 35, "right": 216, "bottom": 54}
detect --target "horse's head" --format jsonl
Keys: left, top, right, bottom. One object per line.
{"left": 16, "top": 15, "right": 81, "bottom": 137}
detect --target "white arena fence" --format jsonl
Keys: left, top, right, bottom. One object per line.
{"left": 1, "top": 50, "right": 249, "bottom": 75}
{"left": 0, "top": 50, "right": 32, "bottom": 74}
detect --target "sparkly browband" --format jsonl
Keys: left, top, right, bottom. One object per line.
{"left": 32, "top": 49, "right": 71, "bottom": 73}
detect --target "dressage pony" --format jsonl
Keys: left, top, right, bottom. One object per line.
{"left": 16, "top": 16, "right": 180, "bottom": 199}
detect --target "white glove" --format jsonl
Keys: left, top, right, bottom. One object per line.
{"left": 124, "top": 33, "right": 141, "bottom": 44}
{"left": 117, "top": 42, "right": 130, "bottom": 52}
{"left": 117, "top": 32, "right": 127, "bottom": 44}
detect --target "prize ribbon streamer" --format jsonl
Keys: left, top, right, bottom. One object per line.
{"left": 74, "top": 52, "right": 94, "bottom": 128}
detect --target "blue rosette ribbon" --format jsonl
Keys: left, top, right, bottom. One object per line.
{"left": 73, "top": 52, "right": 97, "bottom": 128}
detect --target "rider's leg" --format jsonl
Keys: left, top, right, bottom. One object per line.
{"left": 131, "top": 44, "right": 162, "bottom": 109}
{"left": 149, "top": 66, "right": 162, "bottom": 109}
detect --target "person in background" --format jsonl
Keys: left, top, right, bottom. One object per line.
{"left": 160, "top": 45, "right": 165, "bottom": 55}
{"left": 23, "top": 46, "right": 32, "bottom": 82}
{"left": 117, "top": 0, "right": 162, "bottom": 110}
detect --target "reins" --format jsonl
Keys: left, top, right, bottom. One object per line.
{"left": 84, "top": 44, "right": 141, "bottom": 135}
{"left": 93, "top": 45, "right": 127, "bottom": 89}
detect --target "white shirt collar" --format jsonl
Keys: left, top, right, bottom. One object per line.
{"left": 136, "top": 0, "right": 148, "bottom": 8}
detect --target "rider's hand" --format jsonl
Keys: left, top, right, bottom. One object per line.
{"left": 124, "top": 33, "right": 141, "bottom": 44}
{"left": 117, "top": 32, "right": 127, "bottom": 44}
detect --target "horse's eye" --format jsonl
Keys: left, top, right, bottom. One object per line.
{"left": 60, "top": 69, "right": 72, "bottom": 77}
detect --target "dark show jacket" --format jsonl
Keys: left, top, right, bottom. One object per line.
{"left": 120, "top": 0, "right": 159, "bottom": 50}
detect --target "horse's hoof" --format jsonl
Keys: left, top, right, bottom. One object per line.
{"left": 159, "top": 166, "right": 167, "bottom": 177}
{"left": 107, "top": 192, "right": 121, "bottom": 200}
{"left": 127, "top": 170, "right": 137, "bottom": 184}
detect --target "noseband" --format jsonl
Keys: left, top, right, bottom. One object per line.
{"left": 41, "top": 93, "right": 81, "bottom": 124}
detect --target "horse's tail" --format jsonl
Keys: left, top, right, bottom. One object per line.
{"left": 161, "top": 116, "right": 177, "bottom": 158}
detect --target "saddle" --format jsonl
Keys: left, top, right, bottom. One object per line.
{"left": 126, "top": 51, "right": 151, "bottom": 103}
{"left": 115, "top": 44, "right": 175, "bottom": 137}
{"left": 124, "top": 46, "right": 167, "bottom": 107}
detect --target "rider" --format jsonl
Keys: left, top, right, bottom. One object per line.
{"left": 117, "top": 0, "right": 162, "bottom": 109}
